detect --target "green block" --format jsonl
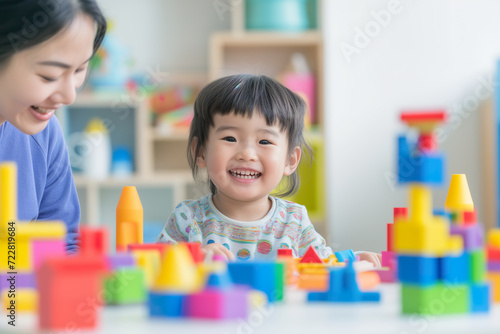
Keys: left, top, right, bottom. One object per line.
{"left": 470, "top": 249, "right": 486, "bottom": 283}
{"left": 103, "top": 268, "right": 147, "bottom": 304}
{"left": 274, "top": 262, "right": 285, "bottom": 301}
{"left": 402, "top": 284, "right": 469, "bottom": 315}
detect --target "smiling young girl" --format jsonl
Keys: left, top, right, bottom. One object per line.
{"left": 0, "top": 0, "right": 106, "bottom": 252}
{"left": 156, "top": 74, "right": 381, "bottom": 265}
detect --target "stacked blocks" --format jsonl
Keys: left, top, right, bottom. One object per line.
{"left": 377, "top": 208, "right": 406, "bottom": 282}
{"left": 148, "top": 243, "right": 251, "bottom": 319}
{"left": 487, "top": 229, "right": 500, "bottom": 302}
{"left": 0, "top": 162, "right": 66, "bottom": 315}
{"left": 394, "top": 111, "right": 490, "bottom": 315}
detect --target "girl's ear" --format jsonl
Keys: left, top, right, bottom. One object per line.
{"left": 283, "top": 146, "right": 301, "bottom": 176}
{"left": 191, "top": 137, "right": 206, "bottom": 168}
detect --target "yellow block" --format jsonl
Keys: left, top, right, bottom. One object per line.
{"left": 394, "top": 216, "right": 463, "bottom": 256}
{"left": 408, "top": 184, "right": 432, "bottom": 223}
{"left": 488, "top": 272, "right": 500, "bottom": 303}
{"left": 488, "top": 229, "right": 500, "bottom": 247}
{"left": 2, "top": 288, "right": 38, "bottom": 312}
{"left": 0, "top": 162, "right": 17, "bottom": 234}
{"left": 445, "top": 174, "right": 474, "bottom": 212}
{"left": 153, "top": 243, "right": 199, "bottom": 293}
{"left": 131, "top": 249, "right": 161, "bottom": 287}
{"left": 0, "top": 221, "right": 66, "bottom": 271}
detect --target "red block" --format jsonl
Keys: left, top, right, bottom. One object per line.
{"left": 300, "top": 246, "right": 322, "bottom": 264}
{"left": 79, "top": 227, "right": 108, "bottom": 255}
{"left": 487, "top": 246, "right": 500, "bottom": 261}
{"left": 37, "top": 255, "right": 108, "bottom": 331}
{"left": 277, "top": 248, "right": 293, "bottom": 257}
{"left": 463, "top": 210, "right": 477, "bottom": 225}
{"left": 185, "top": 242, "right": 204, "bottom": 263}
{"left": 387, "top": 223, "right": 394, "bottom": 252}
{"left": 393, "top": 207, "right": 408, "bottom": 221}
{"left": 400, "top": 111, "right": 446, "bottom": 122}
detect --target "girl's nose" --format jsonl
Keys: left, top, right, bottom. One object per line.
{"left": 237, "top": 145, "right": 257, "bottom": 161}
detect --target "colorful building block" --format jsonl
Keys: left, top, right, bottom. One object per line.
{"left": 185, "top": 242, "right": 204, "bottom": 263}
{"left": 439, "top": 252, "right": 469, "bottom": 284}
{"left": 0, "top": 162, "right": 16, "bottom": 232}
{"left": 300, "top": 246, "right": 322, "bottom": 263}
{"left": 186, "top": 271, "right": 248, "bottom": 319}
{"left": 488, "top": 228, "right": 500, "bottom": 247}
{"left": 130, "top": 249, "right": 161, "bottom": 287}
{"left": 401, "top": 284, "right": 469, "bottom": 315}
{"left": 470, "top": 249, "right": 486, "bottom": 283}
{"left": 106, "top": 253, "right": 135, "bottom": 270}
{"left": 450, "top": 224, "right": 484, "bottom": 251}
{"left": 149, "top": 292, "right": 187, "bottom": 317}
{"left": 79, "top": 226, "right": 108, "bottom": 255}
{"left": 398, "top": 255, "right": 439, "bottom": 286}
{"left": 308, "top": 261, "right": 380, "bottom": 302}
{"left": 445, "top": 174, "right": 474, "bottom": 213}
{"left": 0, "top": 272, "right": 36, "bottom": 291}
{"left": 2, "top": 288, "right": 37, "bottom": 312}
{"left": 37, "top": 255, "right": 108, "bottom": 331}
{"left": 487, "top": 272, "right": 500, "bottom": 302}
{"left": 0, "top": 221, "right": 66, "bottom": 271}
{"left": 398, "top": 140, "right": 445, "bottom": 185}
{"left": 334, "top": 249, "right": 356, "bottom": 263}
{"left": 228, "top": 261, "right": 283, "bottom": 302}
{"left": 470, "top": 283, "right": 490, "bottom": 312}
{"left": 32, "top": 239, "right": 65, "bottom": 270}
{"left": 116, "top": 186, "right": 143, "bottom": 252}
{"left": 153, "top": 243, "right": 199, "bottom": 293}
{"left": 128, "top": 243, "right": 169, "bottom": 258}
{"left": 103, "top": 267, "right": 147, "bottom": 304}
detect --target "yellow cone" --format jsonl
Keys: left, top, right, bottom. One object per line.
{"left": 153, "top": 243, "right": 199, "bottom": 293}
{"left": 445, "top": 174, "right": 474, "bottom": 211}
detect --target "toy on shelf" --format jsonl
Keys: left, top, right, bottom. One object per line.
{"left": 393, "top": 110, "right": 490, "bottom": 315}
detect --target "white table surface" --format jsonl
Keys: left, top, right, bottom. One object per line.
{"left": 2, "top": 284, "right": 500, "bottom": 334}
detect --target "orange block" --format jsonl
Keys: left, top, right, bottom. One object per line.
{"left": 298, "top": 273, "right": 328, "bottom": 291}
{"left": 116, "top": 186, "right": 143, "bottom": 252}
{"left": 488, "top": 272, "right": 500, "bottom": 303}
{"left": 357, "top": 271, "right": 381, "bottom": 291}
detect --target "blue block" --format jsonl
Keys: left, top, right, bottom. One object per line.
{"left": 398, "top": 255, "right": 438, "bottom": 286}
{"left": 397, "top": 136, "right": 445, "bottom": 185}
{"left": 361, "top": 291, "right": 381, "bottom": 302}
{"left": 307, "top": 292, "right": 328, "bottom": 301}
{"left": 228, "top": 262, "right": 278, "bottom": 302}
{"left": 206, "top": 270, "right": 233, "bottom": 290}
{"left": 439, "top": 253, "right": 469, "bottom": 284}
{"left": 334, "top": 249, "right": 356, "bottom": 263}
{"left": 149, "top": 292, "right": 187, "bottom": 317}
{"left": 470, "top": 283, "right": 490, "bottom": 313}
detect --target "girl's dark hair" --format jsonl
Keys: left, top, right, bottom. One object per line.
{"left": 188, "top": 74, "right": 310, "bottom": 197}
{"left": 0, "top": 0, "right": 107, "bottom": 66}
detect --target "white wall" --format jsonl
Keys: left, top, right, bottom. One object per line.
{"left": 97, "top": 0, "right": 231, "bottom": 73}
{"left": 323, "top": 0, "right": 500, "bottom": 252}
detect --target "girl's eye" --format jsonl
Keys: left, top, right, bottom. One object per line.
{"left": 40, "top": 75, "right": 56, "bottom": 82}
{"left": 222, "top": 136, "right": 236, "bottom": 142}
{"left": 75, "top": 67, "right": 86, "bottom": 74}
{"left": 259, "top": 139, "right": 272, "bottom": 145}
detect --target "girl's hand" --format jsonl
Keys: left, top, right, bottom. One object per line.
{"left": 202, "top": 243, "right": 235, "bottom": 262}
{"left": 358, "top": 252, "right": 382, "bottom": 268}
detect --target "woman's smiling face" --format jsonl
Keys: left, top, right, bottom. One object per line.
{"left": 0, "top": 13, "right": 95, "bottom": 135}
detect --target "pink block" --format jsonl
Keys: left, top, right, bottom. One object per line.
{"left": 377, "top": 268, "right": 397, "bottom": 283}
{"left": 186, "top": 288, "right": 248, "bottom": 319}
{"left": 381, "top": 251, "right": 396, "bottom": 268}
{"left": 283, "top": 73, "right": 316, "bottom": 123}
{"left": 32, "top": 240, "right": 65, "bottom": 270}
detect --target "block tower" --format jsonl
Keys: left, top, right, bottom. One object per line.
{"left": 394, "top": 111, "right": 490, "bottom": 315}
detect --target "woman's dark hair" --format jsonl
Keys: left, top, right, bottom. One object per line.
{"left": 188, "top": 74, "right": 310, "bottom": 197}
{"left": 0, "top": 0, "right": 107, "bottom": 66}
